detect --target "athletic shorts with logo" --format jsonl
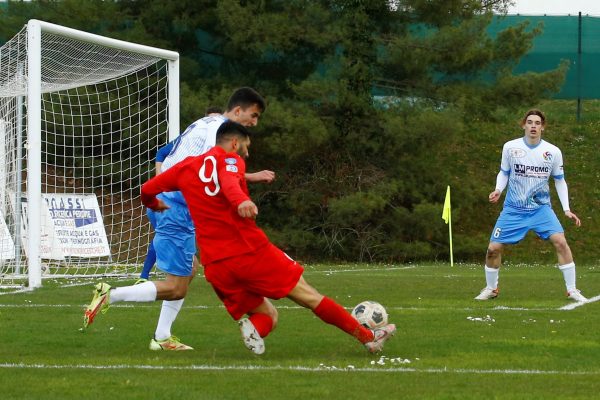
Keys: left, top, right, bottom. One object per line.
{"left": 204, "top": 242, "right": 304, "bottom": 320}
{"left": 490, "top": 204, "right": 564, "bottom": 244}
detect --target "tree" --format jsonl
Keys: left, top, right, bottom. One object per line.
{"left": 0, "top": 0, "right": 567, "bottom": 261}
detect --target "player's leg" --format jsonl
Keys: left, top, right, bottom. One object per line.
{"left": 287, "top": 276, "right": 369, "bottom": 341}
{"left": 204, "top": 260, "right": 273, "bottom": 355}
{"left": 84, "top": 232, "right": 194, "bottom": 330}
{"left": 287, "top": 276, "right": 396, "bottom": 352}
{"left": 548, "top": 233, "right": 587, "bottom": 302}
{"left": 246, "top": 299, "right": 278, "bottom": 336}
{"left": 238, "top": 299, "right": 278, "bottom": 355}
{"left": 147, "top": 225, "right": 197, "bottom": 348}
{"left": 83, "top": 273, "right": 192, "bottom": 328}
{"left": 138, "top": 208, "right": 158, "bottom": 283}
{"left": 151, "top": 255, "right": 199, "bottom": 350}
{"left": 535, "top": 206, "right": 586, "bottom": 302}
{"left": 475, "top": 241, "right": 503, "bottom": 300}
{"left": 138, "top": 241, "right": 156, "bottom": 282}
{"left": 476, "top": 208, "right": 528, "bottom": 300}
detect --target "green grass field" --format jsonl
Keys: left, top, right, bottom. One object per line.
{"left": 1, "top": 263, "right": 600, "bottom": 399}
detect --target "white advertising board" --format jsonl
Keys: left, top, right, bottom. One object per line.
{"left": 42, "top": 193, "right": 111, "bottom": 258}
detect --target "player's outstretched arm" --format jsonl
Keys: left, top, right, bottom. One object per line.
{"left": 245, "top": 170, "right": 275, "bottom": 184}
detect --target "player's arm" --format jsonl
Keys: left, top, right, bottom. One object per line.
{"left": 245, "top": 170, "right": 275, "bottom": 184}
{"left": 490, "top": 144, "right": 510, "bottom": 203}
{"left": 141, "top": 163, "right": 184, "bottom": 211}
{"left": 155, "top": 142, "right": 175, "bottom": 175}
{"left": 552, "top": 149, "right": 580, "bottom": 226}
{"left": 218, "top": 155, "right": 257, "bottom": 219}
{"left": 489, "top": 171, "right": 508, "bottom": 203}
{"left": 554, "top": 178, "right": 581, "bottom": 226}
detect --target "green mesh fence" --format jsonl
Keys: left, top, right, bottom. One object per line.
{"left": 491, "top": 15, "right": 600, "bottom": 99}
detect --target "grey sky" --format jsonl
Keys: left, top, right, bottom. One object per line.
{"left": 507, "top": 0, "right": 600, "bottom": 16}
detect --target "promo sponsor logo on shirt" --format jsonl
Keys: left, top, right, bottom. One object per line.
{"left": 225, "top": 158, "right": 237, "bottom": 165}
{"left": 509, "top": 148, "right": 526, "bottom": 158}
{"left": 514, "top": 164, "right": 550, "bottom": 177}
{"left": 542, "top": 151, "right": 553, "bottom": 162}
{"left": 226, "top": 165, "right": 238, "bottom": 173}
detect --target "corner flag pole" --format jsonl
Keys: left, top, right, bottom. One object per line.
{"left": 441, "top": 186, "right": 454, "bottom": 266}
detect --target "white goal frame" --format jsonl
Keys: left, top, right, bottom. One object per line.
{"left": 1, "top": 20, "right": 179, "bottom": 288}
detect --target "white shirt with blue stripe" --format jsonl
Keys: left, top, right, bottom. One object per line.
{"left": 500, "top": 137, "right": 564, "bottom": 211}
{"left": 158, "top": 114, "right": 227, "bottom": 206}
{"left": 161, "top": 114, "right": 227, "bottom": 172}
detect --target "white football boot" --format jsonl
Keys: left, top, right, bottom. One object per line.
{"left": 474, "top": 287, "right": 499, "bottom": 300}
{"left": 364, "top": 323, "right": 397, "bottom": 353}
{"left": 239, "top": 318, "right": 265, "bottom": 355}
{"left": 567, "top": 289, "right": 588, "bottom": 303}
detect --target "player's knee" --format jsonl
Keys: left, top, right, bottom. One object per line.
{"left": 166, "top": 284, "right": 188, "bottom": 300}
{"left": 553, "top": 239, "right": 569, "bottom": 254}
{"left": 486, "top": 246, "right": 501, "bottom": 259}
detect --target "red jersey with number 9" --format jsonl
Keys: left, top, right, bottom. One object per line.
{"left": 141, "top": 146, "right": 270, "bottom": 265}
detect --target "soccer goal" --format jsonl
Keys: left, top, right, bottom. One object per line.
{"left": 0, "top": 20, "right": 179, "bottom": 289}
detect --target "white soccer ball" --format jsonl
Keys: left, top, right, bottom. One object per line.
{"left": 351, "top": 300, "right": 388, "bottom": 329}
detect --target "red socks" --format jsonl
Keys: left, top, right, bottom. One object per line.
{"left": 313, "top": 296, "right": 374, "bottom": 343}
{"left": 249, "top": 312, "right": 273, "bottom": 338}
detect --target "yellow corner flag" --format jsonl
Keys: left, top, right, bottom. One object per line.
{"left": 442, "top": 186, "right": 451, "bottom": 224}
{"left": 441, "top": 186, "right": 453, "bottom": 266}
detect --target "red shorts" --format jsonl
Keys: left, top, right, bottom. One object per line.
{"left": 204, "top": 243, "right": 304, "bottom": 320}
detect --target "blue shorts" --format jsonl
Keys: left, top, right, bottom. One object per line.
{"left": 490, "top": 205, "right": 564, "bottom": 244}
{"left": 152, "top": 192, "right": 196, "bottom": 277}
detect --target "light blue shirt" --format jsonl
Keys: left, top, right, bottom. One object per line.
{"left": 500, "top": 137, "right": 564, "bottom": 210}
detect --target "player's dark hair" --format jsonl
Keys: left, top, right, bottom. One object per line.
{"left": 205, "top": 106, "right": 222, "bottom": 115}
{"left": 522, "top": 109, "right": 546, "bottom": 125}
{"left": 216, "top": 120, "right": 250, "bottom": 145}
{"left": 226, "top": 87, "right": 266, "bottom": 113}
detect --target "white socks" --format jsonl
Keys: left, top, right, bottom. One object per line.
{"left": 485, "top": 265, "right": 499, "bottom": 290}
{"left": 559, "top": 262, "right": 577, "bottom": 292}
{"left": 105, "top": 282, "right": 183, "bottom": 341}
{"left": 109, "top": 281, "right": 157, "bottom": 304}
{"left": 155, "top": 299, "right": 184, "bottom": 341}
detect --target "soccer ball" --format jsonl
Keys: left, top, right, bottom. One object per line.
{"left": 351, "top": 300, "right": 388, "bottom": 329}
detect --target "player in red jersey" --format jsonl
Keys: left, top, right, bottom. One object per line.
{"left": 141, "top": 121, "right": 396, "bottom": 354}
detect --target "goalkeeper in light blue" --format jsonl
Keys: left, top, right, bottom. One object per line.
{"left": 475, "top": 109, "right": 587, "bottom": 302}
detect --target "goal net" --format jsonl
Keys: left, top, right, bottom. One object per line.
{"left": 0, "top": 20, "right": 179, "bottom": 289}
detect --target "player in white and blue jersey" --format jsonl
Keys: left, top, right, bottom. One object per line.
{"left": 475, "top": 109, "right": 586, "bottom": 302}
{"left": 84, "top": 89, "right": 275, "bottom": 350}
{"left": 137, "top": 107, "right": 222, "bottom": 282}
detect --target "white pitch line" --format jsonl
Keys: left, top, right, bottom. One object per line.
{"left": 0, "top": 362, "right": 599, "bottom": 376}
{"left": 559, "top": 294, "right": 600, "bottom": 311}
{"left": 0, "top": 303, "right": 565, "bottom": 312}
{"left": 0, "top": 302, "right": 574, "bottom": 313}
{"left": 0, "top": 287, "right": 34, "bottom": 296}
{"left": 303, "top": 265, "right": 417, "bottom": 274}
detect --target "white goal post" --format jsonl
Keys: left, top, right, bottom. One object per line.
{"left": 0, "top": 20, "right": 179, "bottom": 288}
